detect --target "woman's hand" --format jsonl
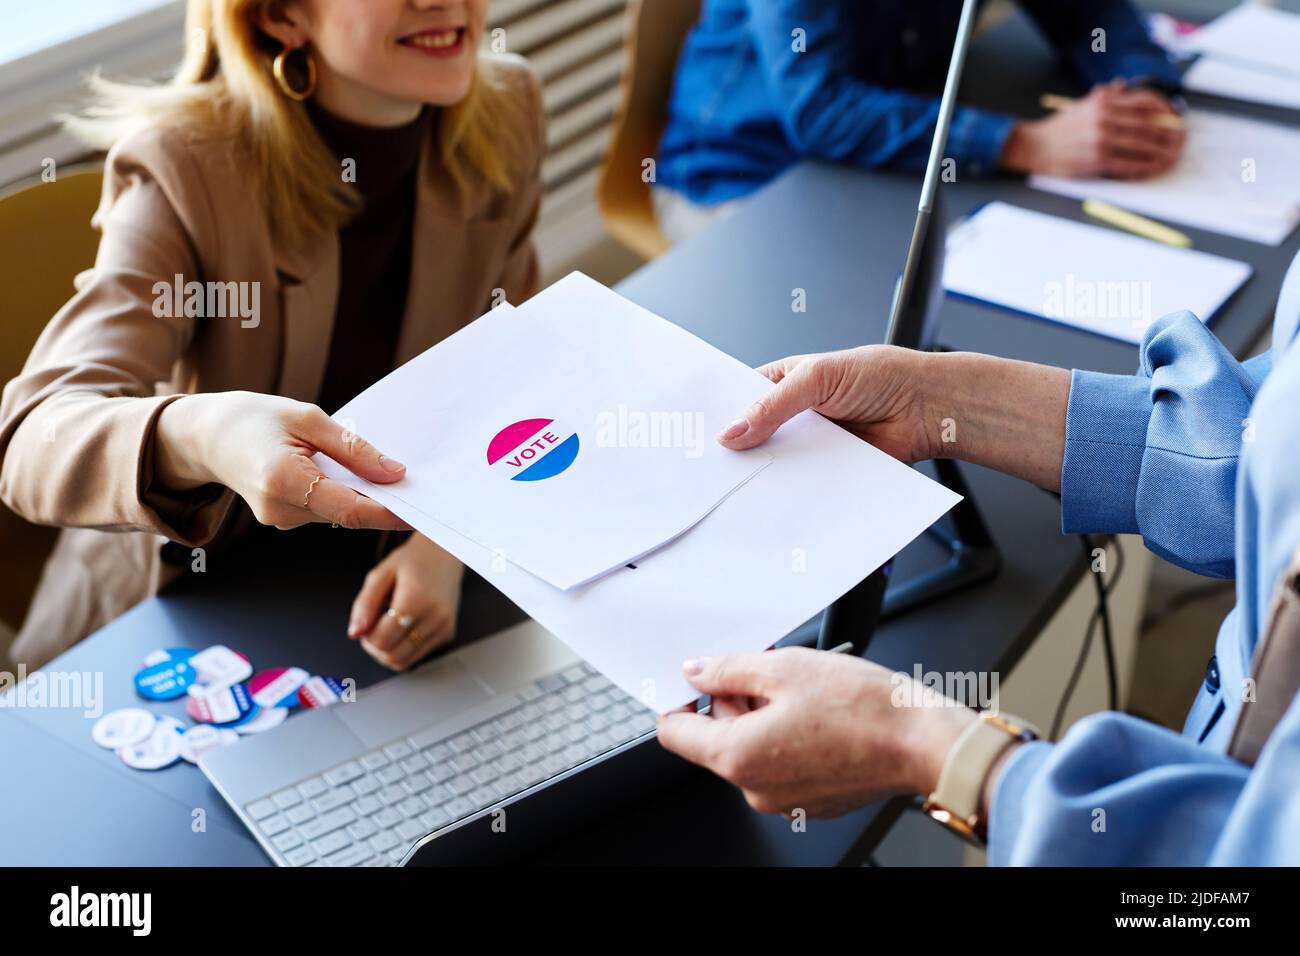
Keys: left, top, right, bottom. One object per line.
{"left": 657, "top": 648, "right": 979, "bottom": 818}
{"left": 1001, "top": 80, "right": 1187, "bottom": 180}
{"left": 719, "top": 346, "right": 1070, "bottom": 492}
{"left": 154, "top": 390, "right": 411, "bottom": 531}
{"left": 718, "top": 345, "right": 935, "bottom": 461}
{"left": 347, "top": 534, "right": 465, "bottom": 671}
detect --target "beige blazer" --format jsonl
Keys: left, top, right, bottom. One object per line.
{"left": 0, "top": 56, "right": 545, "bottom": 669}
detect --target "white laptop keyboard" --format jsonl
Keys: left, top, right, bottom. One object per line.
{"left": 241, "top": 662, "right": 656, "bottom": 866}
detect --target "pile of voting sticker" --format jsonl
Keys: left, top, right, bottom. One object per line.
{"left": 90, "top": 644, "right": 350, "bottom": 771}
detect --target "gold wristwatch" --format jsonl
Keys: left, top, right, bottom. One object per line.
{"left": 921, "top": 711, "right": 1039, "bottom": 844}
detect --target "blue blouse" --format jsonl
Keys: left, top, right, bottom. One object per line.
{"left": 989, "top": 252, "right": 1300, "bottom": 866}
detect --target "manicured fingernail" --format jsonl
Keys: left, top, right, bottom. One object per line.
{"left": 718, "top": 419, "right": 749, "bottom": 442}
{"left": 683, "top": 657, "right": 710, "bottom": 676}
{"left": 379, "top": 455, "right": 405, "bottom": 473}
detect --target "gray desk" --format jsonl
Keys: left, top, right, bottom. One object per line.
{"left": 2, "top": 5, "right": 1296, "bottom": 866}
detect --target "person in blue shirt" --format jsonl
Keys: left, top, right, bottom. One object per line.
{"left": 655, "top": 0, "right": 1186, "bottom": 241}
{"left": 656, "top": 250, "right": 1300, "bottom": 865}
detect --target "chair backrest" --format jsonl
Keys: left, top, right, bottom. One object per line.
{"left": 597, "top": 0, "right": 701, "bottom": 260}
{"left": 0, "top": 164, "right": 104, "bottom": 638}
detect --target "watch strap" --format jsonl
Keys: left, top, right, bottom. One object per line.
{"left": 922, "top": 711, "right": 1039, "bottom": 843}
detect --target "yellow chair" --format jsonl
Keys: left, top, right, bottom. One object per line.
{"left": 0, "top": 164, "right": 104, "bottom": 643}
{"left": 597, "top": 0, "right": 700, "bottom": 260}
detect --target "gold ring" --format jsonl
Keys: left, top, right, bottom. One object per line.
{"left": 303, "top": 474, "right": 323, "bottom": 509}
{"left": 406, "top": 626, "right": 423, "bottom": 647}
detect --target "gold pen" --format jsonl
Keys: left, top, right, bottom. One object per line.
{"left": 1082, "top": 198, "right": 1193, "bottom": 249}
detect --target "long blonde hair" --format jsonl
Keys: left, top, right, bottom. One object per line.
{"left": 66, "top": 0, "right": 521, "bottom": 248}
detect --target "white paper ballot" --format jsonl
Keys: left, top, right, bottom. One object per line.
{"left": 327, "top": 274, "right": 772, "bottom": 590}
{"left": 1188, "top": 5, "right": 1300, "bottom": 79}
{"left": 1185, "top": 57, "right": 1300, "bottom": 112}
{"left": 1029, "top": 110, "right": 1300, "bottom": 245}
{"left": 944, "top": 202, "right": 1252, "bottom": 344}
{"left": 318, "top": 277, "right": 961, "bottom": 711}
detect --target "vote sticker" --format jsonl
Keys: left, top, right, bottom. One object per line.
{"left": 186, "top": 682, "right": 255, "bottom": 725}
{"left": 178, "top": 724, "right": 240, "bottom": 764}
{"left": 248, "top": 667, "right": 309, "bottom": 710}
{"left": 189, "top": 645, "right": 253, "bottom": 686}
{"left": 234, "top": 706, "right": 288, "bottom": 735}
{"left": 134, "top": 656, "right": 196, "bottom": 701}
{"left": 118, "top": 716, "right": 184, "bottom": 771}
{"left": 141, "top": 647, "right": 195, "bottom": 669}
{"left": 91, "top": 708, "right": 156, "bottom": 750}
{"left": 486, "top": 418, "right": 580, "bottom": 482}
{"left": 298, "top": 676, "right": 348, "bottom": 709}
{"left": 219, "top": 704, "right": 264, "bottom": 731}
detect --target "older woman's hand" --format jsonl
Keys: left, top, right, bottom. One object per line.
{"left": 718, "top": 346, "right": 1071, "bottom": 492}
{"left": 717, "top": 345, "right": 933, "bottom": 461}
{"left": 657, "top": 647, "right": 978, "bottom": 818}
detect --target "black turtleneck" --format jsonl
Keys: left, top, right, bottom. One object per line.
{"left": 307, "top": 102, "right": 431, "bottom": 414}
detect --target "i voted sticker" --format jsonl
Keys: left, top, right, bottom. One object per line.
{"left": 248, "top": 667, "right": 309, "bottom": 709}
{"left": 234, "top": 706, "right": 288, "bottom": 735}
{"left": 189, "top": 645, "right": 252, "bottom": 686}
{"left": 298, "top": 676, "right": 347, "bottom": 709}
{"left": 134, "top": 656, "right": 196, "bottom": 701}
{"left": 118, "top": 716, "right": 184, "bottom": 771}
{"left": 186, "top": 682, "right": 255, "bottom": 725}
{"left": 179, "top": 724, "right": 240, "bottom": 764}
{"left": 92, "top": 708, "right": 156, "bottom": 750}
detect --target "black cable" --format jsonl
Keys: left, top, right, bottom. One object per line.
{"left": 1091, "top": 534, "right": 1121, "bottom": 711}
{"left": 1050, "top": 535, "right": 1124, "bottom": 740}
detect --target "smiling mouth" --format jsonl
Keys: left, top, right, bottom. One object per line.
{"left": 398, "top": 27, "right": 467, "bottom": 54}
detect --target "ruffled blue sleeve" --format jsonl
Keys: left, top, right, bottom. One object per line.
{"left": 987, "top": 283, "right": 1300, "bottom": 865}
{"left": 989, "top": 676, "right": 1300, "bottom": 866}
{"left": 1060, "top": 312, "right": 1272, "bottom": 578}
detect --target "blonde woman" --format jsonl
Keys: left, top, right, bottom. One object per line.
{"left": 0, "top": 0, "right": 544, "bottom": 670}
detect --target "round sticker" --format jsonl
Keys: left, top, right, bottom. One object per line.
{"left": 248, "top": 667, "right": 309, "bottom": 710}
{"left": 178, "top": 724, "right": 240, "bottom": 764}
{"left": 186, "top": 682, "right": 255, "bottom": 725}
{"left": 141, "top": 647, "right": 196, "bottom": 669}
{"left": 234, "top": 706, "right": 288, "bottom": 735}
{"left": 118, "top": 716, "right": 184, "bottom": 770}
{"left": 134, "top": 657, "right": 196, "bottom": 701}
{"left": 486, "top": 418, "right": 580, "bottom": 482}
{"left": 189, "top": 645, "right": 253, "bottom": 686}
{"left": 298, "top": 676, "right": 347, "bottom": 709}
{"left": 216, "top": 701, "right": 263, "bottom": 730}
{"left": 91, "top": 708, "right": 156, "bottom": 750}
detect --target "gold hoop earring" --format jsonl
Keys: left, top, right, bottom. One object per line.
{"left": 272, "top": 46, "right": 317, "bottom": 101}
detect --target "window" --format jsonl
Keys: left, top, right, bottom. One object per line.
{"left": 1, "top": 0, "right": 178, "bottom": 69}
{"left": 0, "top": 0, "right": 184, "bottom": 187}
